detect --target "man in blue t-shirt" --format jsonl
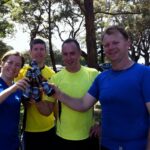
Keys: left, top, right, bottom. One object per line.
{"left": 52, "top": 25, "right": 150, "bottom": 150}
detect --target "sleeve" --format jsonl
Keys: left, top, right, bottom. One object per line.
{"left": 92, "top": 69, "right": 100, "bottom": 81}
{"left": 14, "top": 65, "right": 29, "bottom": 81}
{"left": 88, "top": 75, "right": 100, "bottom": 100}
{"left": 42, "top": 66, "right": 55, "bottom": 102}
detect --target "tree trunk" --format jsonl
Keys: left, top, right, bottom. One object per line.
{"left": 84, "top": 0, "right": 99, "bottom": 70}
{"left": 48, "top": 0, "right": 56, "bottom": 72}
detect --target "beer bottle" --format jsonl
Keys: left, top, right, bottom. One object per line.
{"left": 22, "top": 68, "right": 32, "bottom": 101}
{"left": 30, "top": 59, "right": 55, "bottom": 96}
{"left": 41, "top": 80, "right": 55, "bottom": 96}
{"left": 33, "top": 67, "right": 55, "bottom": 96}
{"left": 31, "top": 72, "right": 41, "bottom": 102}
{"left": 30, "top": 59, "right": 41, "bottom": 82}
{"left": 30, "top": 59, "right": 38, "bottom": 69}
{"left": 22, "top": 86, "right": 32, "bottom": 101}
{"left": 30, "top": 59, "right": 41, "bottom": 75}
{"left": 35, "top": 72, "right": 55, "bottom": 96}
{"left": 26, "top": 68, "right": 32, "bottom": 83}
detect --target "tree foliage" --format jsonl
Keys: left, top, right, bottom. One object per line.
{"left": 0, "top": 0, "right": 14, "bottom": 38}
{"left": 0, "top": 0, "right": 15, "bottom": 56}
{"left": 1, "top": 0, "right": 150, "bottom": 69}
{"left": 0, "top": 40, "right": 13, "bottom": 59}
{"left": 94, "top": 0, "right": 150, "bottom": 65}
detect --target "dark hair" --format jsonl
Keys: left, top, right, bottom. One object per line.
{"left": 102, "top": 25, "right": 129, "bottom": 41}
{"left": 30, "top": 38, "right": 46, "bottom": 50}
{"left": 1, "top": 50, "right": 25, "bottom": 68}
{"left": 62, "top": 38, "right": 81, "bottom": 51}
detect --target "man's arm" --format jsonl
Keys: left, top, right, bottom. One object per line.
{"left": 53, "top": 84, "right": 97, "bottom": 112}
{"left": 35, "top": 100, "right": 55, "bottom": 116}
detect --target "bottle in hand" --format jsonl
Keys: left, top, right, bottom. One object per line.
{"left": 36, "top": 74, "right": 55, "bottom": 96}
{"left": 22, "top": 68, "right": 32, "bottom": 101}
{"left": 33, "top": 67, "right": 55, "bottom": 96}
{"left": 31, "top": 72, "right": 41, "bottom": 102}
{"left": 41, "top": 80, "right": 55, "bottom": 96}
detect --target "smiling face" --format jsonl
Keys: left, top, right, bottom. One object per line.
{"left": 30, "top": 43, "right": 47, "bottom": 67}
{"left": 102, "top": 31, "right": 130, "bottom": 64}
{"left": 1, "top": 55, "right": 23, "bottom": 80}
{"left": 62, "top": 42, "right": 81, "bottom": 72}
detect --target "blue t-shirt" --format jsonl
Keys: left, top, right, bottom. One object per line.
{"left": 0, "top": 78, "right": 22, "bottom": 150}
{"left": 88, "top": 63, "right": 150, "bottom": 149}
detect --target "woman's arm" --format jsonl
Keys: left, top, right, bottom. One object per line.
{"left": 0, "top": 78, "right": 28, "bottom": 104}
{"left": 35, "top": 100, "right": 55, "bottom": 116}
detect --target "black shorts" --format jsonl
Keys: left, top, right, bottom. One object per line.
{"left": 22, "top": 127, "right": 56, "bottom": 150}
{"left": 55, "top": 134, "right": 99, "bottom": 150}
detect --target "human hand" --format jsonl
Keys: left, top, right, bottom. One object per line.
{"left": 90, "top": 123, "right": 100, "bottom": 138}
{"left": 13, "top": 78, "right": 29, "bottom": 91}
{"left": 49, "top": 83, "right": 62, "bottom": 99}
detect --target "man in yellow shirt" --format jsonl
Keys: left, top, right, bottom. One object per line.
{"left": 16, "top": 39, "right": 56, "bottom": 150}
{"left": 51, "top": 39, "right": 100, "bottom": 150}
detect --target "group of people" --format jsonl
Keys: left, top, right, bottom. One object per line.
{"left": 0, "top": 37, "right": 99, "bottom": 150}
{"left": 0, "top": 25, "right": 150, "bottom": 150}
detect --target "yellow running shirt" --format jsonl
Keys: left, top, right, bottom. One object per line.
{"left": 51, "top": 66, "right": 99, "bottom": 140}
{"left": 16, "top": 64, "right": 55, "bottom": 132}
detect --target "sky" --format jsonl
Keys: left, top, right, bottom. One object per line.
{"left": 3, "top": 25, "right": 30, "bottom": 52}
{"left": 3, "top": 24, "right": 62, "bottom": 52}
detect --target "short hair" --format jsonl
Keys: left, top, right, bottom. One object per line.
{"left": 62, "top": 38, "right": 81, "bottom": 51}
{"left": 1, "top": 50, "right": 25, "bottom": 68}
{"left": 30, "top": 38, "right": 46, "bottom": 50}
{"left": 102, "top": 25, "right": 129, "bottom": 41}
